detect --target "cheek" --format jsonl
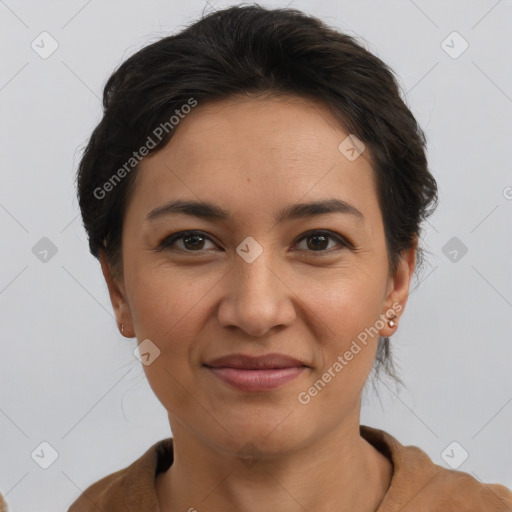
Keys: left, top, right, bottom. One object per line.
{"left": 129, "top": 270, "right": 209, "bottom": 413}
{"left": 297, "top": 271, "right": 385, "bottom": 393}
{"left": 299, "top": 288, "right": 381, "bottom": 412}
{"left": 126, "top": 265, "right": 220, "bottom": 395}
{"left": 299, "top": 265, "right": 385, "bottom": 335}
{"left": 127, "top": 263, "right": 206, "bottom": 337}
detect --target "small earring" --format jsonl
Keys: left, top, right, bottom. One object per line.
{"left": 387, "top": 315, "right": 397, "bottom": 328}
{"left": 121, "top": 324, "right": 125, "bottom": 334}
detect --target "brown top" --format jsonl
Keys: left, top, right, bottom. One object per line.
{"left": 68, "top": 425, "right": 512, "bottom": 511}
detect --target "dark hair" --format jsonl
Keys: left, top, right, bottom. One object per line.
{"left": 75, "top": 3, "right": 438, "bottom": 385}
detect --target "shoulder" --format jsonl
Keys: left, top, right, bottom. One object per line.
{"left": 426, "top": 468, "right": 512, "bottom": 511}
{"left": 360, "top": 425, "right": 512, "bottom": 512}
{"left": 68, "top": 437, "right": 174, "bottom": 512}
{"left": 68, "top": 465, "right": 128, "bottom": 512}
{"left": 0, "top": 492, "right": 7, "bottom": 512}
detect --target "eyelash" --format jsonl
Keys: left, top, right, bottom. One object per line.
{"left": 157, "top": 230, "right": 351, "bottom": 255}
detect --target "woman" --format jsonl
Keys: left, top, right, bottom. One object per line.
{"left": 68, "top": 4, "right": 512, "bottom": 511}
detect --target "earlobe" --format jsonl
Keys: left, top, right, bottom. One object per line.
{"left": 98, "top": 249, "right": 134, "bottom": 338}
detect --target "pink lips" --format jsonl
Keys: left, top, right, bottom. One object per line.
{"left": 204, "top": 353, "right": 307, "bottom": 391}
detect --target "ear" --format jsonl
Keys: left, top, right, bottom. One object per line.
{"left": 99, "top": 249, "right": 134, "bottom": 338}
{"left": 378, "top": 236, "right": 418, "bottom": 337}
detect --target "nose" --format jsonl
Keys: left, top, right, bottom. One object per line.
{"left": 217, "top": 251, "right": 296, "bottom": 338}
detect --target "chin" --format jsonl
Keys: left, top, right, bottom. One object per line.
{"left": 206, "top": 409, "right": 315, "bottom": 458}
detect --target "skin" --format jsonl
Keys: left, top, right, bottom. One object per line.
{"left": 100, "top": 93, "right": 417, "bottom": 512}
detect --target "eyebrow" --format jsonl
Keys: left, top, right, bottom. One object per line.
{"left": 145, "top": 198, "right": 365, "bottom": 224}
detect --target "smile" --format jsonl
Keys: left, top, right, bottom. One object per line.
{"left": 203, "top": 353, "right": 309, "bottom": 391}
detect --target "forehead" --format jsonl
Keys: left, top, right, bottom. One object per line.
{"left": 151, "top": 94, "right": 372, "bottom": 170}
{"left": 130, "top": 94, "right": 380, "bottom": 226}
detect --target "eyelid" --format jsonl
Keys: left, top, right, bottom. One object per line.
{"left": 156, "top": 229, "right": 352, "bottom": 253}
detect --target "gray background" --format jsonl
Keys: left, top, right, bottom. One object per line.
{"left": 1, "top": 0, "right": 511, "bottom": 510}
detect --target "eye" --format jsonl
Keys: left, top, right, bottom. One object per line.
{"left": 157, "top": 231, "right": 219, "bottom": 252}
{"left": 157, "top": 229, "right": 350, "bottom": 254}
{"left": 293, "top": 230, "right": 350, "bottom": 253}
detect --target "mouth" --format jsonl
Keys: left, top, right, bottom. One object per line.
{"left": 203, "top": 353, "right": 309, "bottom": 391}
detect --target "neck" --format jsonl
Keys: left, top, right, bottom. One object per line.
{"left": 156, "top": 417, "right": 392, "bottom": 512}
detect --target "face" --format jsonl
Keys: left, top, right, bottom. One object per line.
{"left": 101, "top": 94, "right": 415, "bottom": 456}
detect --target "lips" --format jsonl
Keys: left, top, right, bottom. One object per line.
{"left": 204, "top": 353, "right": 307, "bottom": 370}
{"left": 203, "top": 353, "right": 308, "bottom": 391}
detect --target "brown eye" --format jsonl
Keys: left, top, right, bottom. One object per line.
{"left": 157, "top": 229, "right": 350, "bottom": 254}
{"left": 180, "top": 233, "right": 208, "bottom": 250}
{"left": 158, "top": 231, "right": 218, "bottom": 252}
{"left": 294, "top": 230, "right": 349, "bottom": 253}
